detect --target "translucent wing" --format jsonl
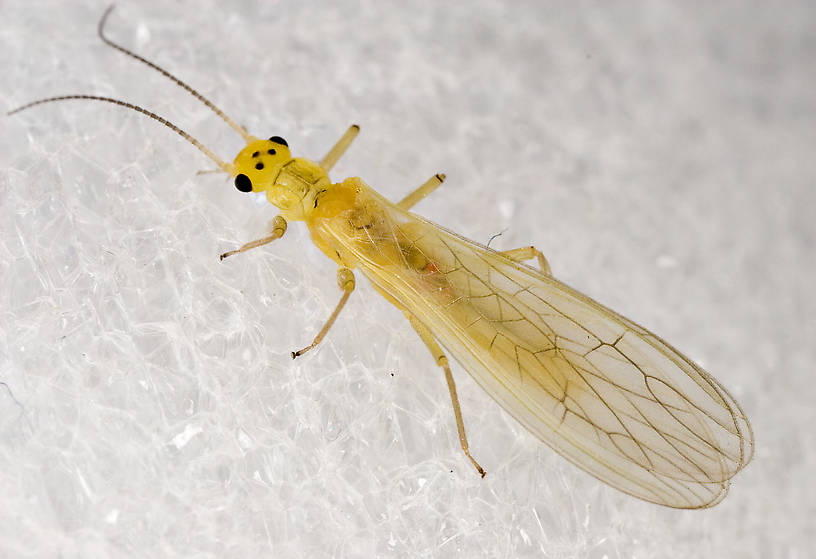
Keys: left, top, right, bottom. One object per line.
{"left": 312, "top": 179, "right": 754, "bottom": 508}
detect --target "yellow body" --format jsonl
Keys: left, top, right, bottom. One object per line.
{"left": 11, "top": 6, "right": 754, "bottom": 510}
{"left": 229, "top": 140, "right": 754, "bottom": 509}
{"left": 233, "top": 138, "right": 444, "bottom": 275}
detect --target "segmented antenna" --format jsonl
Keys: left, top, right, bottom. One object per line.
{"left": 98, "top": 5, "right": 253, "bottom": 142}
{"left": 8, "top": 95, "right": 230, "bottom": 171}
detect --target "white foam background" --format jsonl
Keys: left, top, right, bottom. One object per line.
{"left": 1, "top": 1, "right": 813, "bottom": 557}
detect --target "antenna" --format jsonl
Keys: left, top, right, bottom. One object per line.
{"left": 8, "top": 95, "right": 231, "bottom": 172}
{"left": 97, "top": 5, "right": 253, "bottom": 142}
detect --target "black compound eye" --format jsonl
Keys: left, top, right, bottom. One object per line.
{"left": 234, "top": 173, "right": 253, "bottom": 192}
{"left": 269, "top": 136, "right": 288, "bottom": 147}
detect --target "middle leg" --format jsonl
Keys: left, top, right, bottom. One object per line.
{"left": 396, "top": 173, "right": 446, "bottom": 210}
{"left": 292, "top": 267, "right": 356, "bottom": 358}
{"left": 499, "top": 245, "right": 552, "bottom": 276}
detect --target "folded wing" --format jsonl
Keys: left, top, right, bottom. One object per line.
{"left": 314, "top": 182, "right": 754, "bottom": 508}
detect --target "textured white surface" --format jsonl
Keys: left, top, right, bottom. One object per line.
{"left": 1, "top": 0, "right": 813, "bottom": 557}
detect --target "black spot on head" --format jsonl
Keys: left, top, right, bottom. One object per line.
{"left": 267, "top": 148, "right": 276, "bottom": 155}
{"left": 251, "top": 151, "right": 259, "bottom": 158}
{"left": 255, "top": 162, "right": 264, "bottom": 170}
{"left": 234, "top": 173, "right": 252, "bottom": 192}
{"left": 269, "top": 136, "right": 288, "bottom": 147}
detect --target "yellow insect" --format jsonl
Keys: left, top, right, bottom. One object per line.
{"left": 10, "top": 7, "right": 753, "bottom": 509}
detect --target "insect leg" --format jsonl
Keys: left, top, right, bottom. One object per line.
{"left": 219, "top": 216, "right": 288, "bottom": 260}
{"left": 320, "top": 125, "right": 360, "bottom": 172}
{"left": 499, "top": 246, "right": 552, "bottom": 276}
{"left": 404, "top": 312, "right": 486, "bottom": 478}
{"left": 396, "top": 173, "right": 446, "bottom": 210}
{"left": 292, "top": 268, "right": 356, "bottom": 358}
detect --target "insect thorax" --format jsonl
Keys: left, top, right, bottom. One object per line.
{"left": 267, "top": 157, "right": 331, "bottom": 220}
